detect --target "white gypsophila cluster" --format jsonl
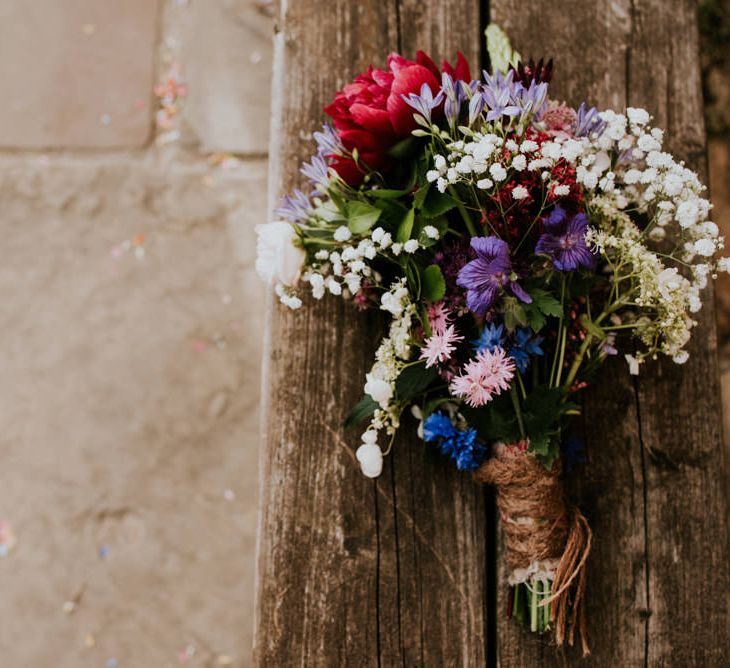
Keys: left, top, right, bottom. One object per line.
{"left": 426, "top": 130, "right": 572, "bottom": 198}
{"left": 298, "top": 223, "right": 426, "bottom": 305}
{"left": 361, "top": 279, "right": 416, "bottom": 436}
{"left": 586, "top": 202, "right": 694, "bottom": 362}
{"left": 572, "top": 108, "right": 724, "bottom": 272}
{"left": 274, "top": 284, "right": 303, "bottom": 310}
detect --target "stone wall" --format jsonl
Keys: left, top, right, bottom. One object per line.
{"left": 0, "top": 1, "right": 271, "bottom": 666}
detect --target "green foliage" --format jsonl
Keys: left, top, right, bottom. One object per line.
{"left": 523, "top": 288, "right": 562, "bottom": 332}
{"left": 420, "top": 264, "right": 446, "bottom": 302}
{"left": 503, "top": 297, "right": 528, "bottom": 332}
{"left": 344, "top": 395, "right": 378, "bottom": 430}
{"left": 396, "top": 207, "right": 415, "bottom": 242}
{"left": 346, "top": 201, "right": 382, "bottom": 234}
{"left": 395, "top": 362, "right": 439, "bottom": 402}
{"left": 420, "top": 189, "right": 457, "bottom": 218}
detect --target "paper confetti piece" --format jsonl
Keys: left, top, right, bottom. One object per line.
{"left": 178, "top": 644, "right": 196, "bottom": 663}
{"left": 0, "top": 520, "right": 17, "bottom": 557}
{"left": 81, "top": 23, "right": 96, "bottom": 35}
{"left": 217, "top": 655, "right": 233, "bottom": 666}
{"left": 84, "top": 634, "right": 96, "bottom": 648}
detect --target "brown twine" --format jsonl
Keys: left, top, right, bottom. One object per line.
{"left": 474, "top": 444, "right": 592, "bottom": 656}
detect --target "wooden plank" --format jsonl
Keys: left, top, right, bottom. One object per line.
{"left": 491, "top": 0, "right": 729, "bottom": 665}
{"left": 254, "top": 2, "right": 485, "bottom": 665}
{"left": 629, "top": 1, "right": 730, "bottom": 665}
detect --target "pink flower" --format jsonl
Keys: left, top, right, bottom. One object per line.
{"left": 542, "top": 104, "right": 578, "bottom": 139}
{"left": 449, "top": 347, "right": 515, "bottom": 407}
{"left": 420, "top": 324, "right": 463, "bottom": 368}
{"left": 427, "top": 301, "right": 452, "bottom": 335}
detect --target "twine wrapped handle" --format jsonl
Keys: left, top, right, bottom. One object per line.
{"left": 474, "top": 445, "right": 592, "bottom": 656}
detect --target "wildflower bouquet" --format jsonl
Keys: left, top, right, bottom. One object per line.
{"left": 256, "top": 26, "right": 726, "bottom": 654}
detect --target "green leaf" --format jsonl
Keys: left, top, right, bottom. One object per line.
{"left": 503, "top": 297, "right": 528, "bottom": 332}
{"left": 344, "top": 395, "right": 378, "bottom": 430}
{"left": 485, "top": 24, "right": 521, "bottom": 74}
{"left": 421, "top": 189, "right": 457, "bottom": 218}
{"left": 522, "top": 386, "right": 563, "bottom": 438}
{"left": 368, "top": 188, "right": 410, "bottom": 200}
{"left": 413, "top": 182, "right": 431, "bottom": 210}
{"left": 421, "top": 264, "right": 446, "bottom": 302}
{"left": 396, "top": 207, "right": 415, "bottom": 242}
{"left": 462, "top": 394, "right": 520, "bottom": 443}
{"left": 346, "top": 201, "right": 382, "bottom": 234}
{"left": 524, "top": 305, "right": 546, "bottom": 333}
{"left": 530, "top": 288, "right": 563, "bottom": 318}
{"left": 387, "top": 136, "right": 418, "bottom": 160}
{"left": 395, "top": 363, "right": 438, "bottom": 402}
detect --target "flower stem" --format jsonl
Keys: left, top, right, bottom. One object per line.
{"left": 510, "top": 384, "right": 526, "bottom": 440}
{"left": 448, "top": 186, "right": 479, "bottom": 237}
{"left": 530, "top": 580, "right": 539, "bottom": 632}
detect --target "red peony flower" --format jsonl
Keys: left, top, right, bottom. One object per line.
{"left": 324, "top": 51, "right": 471, "bottom": 185}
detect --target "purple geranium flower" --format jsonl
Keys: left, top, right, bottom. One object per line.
{"left": 456, "top": 237, "right": 532, "bottom": 316}
{"left": 535, "top": 206, "right": 596, "bottom": 272}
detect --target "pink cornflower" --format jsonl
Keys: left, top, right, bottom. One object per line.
{"left": 427, "top": 301, "right": 451, "bottom": 335}
{"left": 449, "top": 347, "right": 515, "bottom": 407}
{"left": 420, "top": 324, "right": 463, "bottom": 368}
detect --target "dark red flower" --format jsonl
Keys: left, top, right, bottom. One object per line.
{"left": 324, "top": 51, "right": 472, "bottom": 185}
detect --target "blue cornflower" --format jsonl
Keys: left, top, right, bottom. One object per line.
{"left": 422, "top": 412, "right": 487, "bottom": 471}
{"left": 509, "top": 327, "right": 544, "bottom": 373}
{"left": 472, "top": 322, "right": 505, "bottom": 353}
{"left": 422, "top": 412, "right": 456, "bottom": 441}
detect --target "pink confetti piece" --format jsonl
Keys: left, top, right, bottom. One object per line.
{"left": 192, "top": 339, "right": 208, "bottom": 353}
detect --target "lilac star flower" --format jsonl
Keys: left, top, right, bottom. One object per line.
{"left": 482, "top": 70, "right": 521, "bottom": 121}
{"left": 401, "top": 82, "right": 445, "bottom": 124}
{"left": 456, "top": 237, "right": 532, "bottom": 316}
{"left": 574, "top": 103, "right": 607, "bottom": 137}
{"left": 535, "top": 206, "right": 596, "bottom": 272}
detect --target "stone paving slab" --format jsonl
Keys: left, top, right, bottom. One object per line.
{"left": 183, "top": 0, "right": 273, "bottom": 154}
{"left": 0, "top": 0, "right": 159, "bottom": 149}
{"left": 0, "top": 155, "right": 265, "bottom": 667}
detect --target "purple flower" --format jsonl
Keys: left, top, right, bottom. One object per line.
{"left": 574, "top": 103, "right": 606, "bottom": 137}
{"left": 535, "top": 206, "right": 596, "bottom": 272}
{"left": 456, "top": 237, "right": 531, "bottom": 316}
{"left": 401, "top": 82, "right": 445, "bottom": 124}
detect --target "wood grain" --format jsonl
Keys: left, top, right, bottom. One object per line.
{"left": 491, "top": 0, "right": 729, "bottom": 665}
{"left": 254, "top": 1, "right": 484, "bottom": 665}
{"left": 256, "top": 0, "right": 729, "bottom": 665}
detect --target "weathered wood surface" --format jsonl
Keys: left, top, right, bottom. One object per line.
{"left": 254, "top": 1, "right": 485, "bottom": 666}
{"left": 492, "top": 0, "right": 730, "bottom": 665}
{"left": 256, "top": 0, "right": 729, "bottom": 665}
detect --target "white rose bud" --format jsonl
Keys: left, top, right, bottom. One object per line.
{"left": 356, "top": 442, "right": 383, "bottom": 478}
{"left": 255, "top": 221, "right": 306, "bottom": 287}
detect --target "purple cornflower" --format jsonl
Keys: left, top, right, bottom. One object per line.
{"left": 535, "top": 206, "right": 596, "bottom": 272}
{"left": 574, "top": 103, "right": 607, "bottom": 137}
{"left": 456, "top": 237, "right": 531, "bottom": 316}
{"left": 402, "top": 82, "right": 445, "bottom": 124}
